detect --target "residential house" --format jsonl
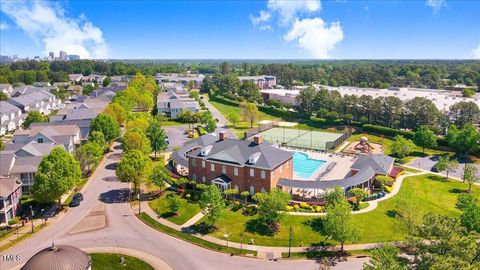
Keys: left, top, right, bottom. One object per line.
{"left": 156, "top": 90, "right": 200, "bottom": 118}
{"left": 0, "top": 177, "right": 22, "bottom": 225}
{"left": 69, "top": 74, "right": 83, "bottom": 84}
{"left": 9, "top": 86, "right": 62, "bottom": 114}
{"left": 81, "top": 74, "right": 107, "bottom": 84}
{"left": 0, "top": 142, "right": 59, "bottom": 193}
{"left": 155, "top": 73, "right": 205, "bottom": 88}
{"left": 0, "top": 84, "right": 13, "bottom": 97}
{"left": 0, "top": 101, "right": 23, "bottom": 136}
{"left": 33, "top": 82, "right": 51, "bottom": 88}
{"left": 239, "top": 75, "right": 277, "bottom": 89}
{"left": 185, "top": 132, "right": 294, "bottom": 194}
{"left": 13, "top": 124, "right": 81, "bottom": 153}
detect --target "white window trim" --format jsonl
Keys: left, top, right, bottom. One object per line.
{"left": 222, "top": 165, "right": 226, "bottom": 174}
{"left": 250, "top": 168, "right": 254, "bottom": 177}
{"left": 210, "top": 163, "right": 215, "bottom": 172}
{"left": 234, "top": 167, "right": 238, "bottom": 176}
{"left": 202, "top": 160, "right": 205, "bottom": 168}
{"left": 261, "top": 170, "right": 265, "bottom": 179}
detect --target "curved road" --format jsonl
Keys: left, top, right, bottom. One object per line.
{"left": 2, "top": 103, "right": 367, "bottom": 270}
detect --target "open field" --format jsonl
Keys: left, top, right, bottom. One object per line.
{"left": 200, "top": 173, "right": 480, "bottom": 247}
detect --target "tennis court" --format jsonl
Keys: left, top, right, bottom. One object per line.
{"left": 260, "top": 127, "right": 344, "bottom": 150}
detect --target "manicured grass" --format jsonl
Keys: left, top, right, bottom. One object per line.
{"left": 149, "top": 191, "right": 201, "bottom": 225}
{"left": 281, "top": 249, "right": 373, "bottom": 259}
{"left": 201, "top": 174, "right": 480, "bottom": 247}
{"left": 90, "top": 253, "right": 154, "bottom": 270}
{"left": 138, "top": 213, "right": 256, "bottom": 256}
{"left": 0, "top": 223, "right": 48, "bottom": 252}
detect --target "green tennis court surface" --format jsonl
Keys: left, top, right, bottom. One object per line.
{"left": 260, "top": 127, "right": 343, "bottom": 150}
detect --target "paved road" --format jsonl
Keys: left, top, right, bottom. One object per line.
{"left": 202, "top": 96, "right": 237, "bottom": 139}
{"left": 1, "top": 142, "right": 367, "bottom": 270}
{"left": 406, "top": 157, "right": 480, "bottom": 180}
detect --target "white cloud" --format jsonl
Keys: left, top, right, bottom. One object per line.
{"left": 259, "top": 25, "right": 273, "bottom": 32}
{"left": 0, "top": 1, "right": 108, "bottom": 59}
{"left": 267, "top": 0, "right": 321, "bottom": 25}
{"left": 250, "top": 10, "right": 271, "bottom": 25}
{"left": 473, "top": 44, "right": 480, "bottom": 59}
{"left": 284, "top": 17, "right": 343, "bottom": 59}
{"left": 425, "top": 0, "right": 446, "bottom": 12}
{"left": 0, "top": 22, "right": 9, "bottom": 30}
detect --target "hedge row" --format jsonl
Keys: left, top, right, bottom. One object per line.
{"left": 362, "top": 124, "right": 448, "bottom": 147}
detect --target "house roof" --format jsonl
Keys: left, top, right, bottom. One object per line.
{"left": 0, "top": 152, "right": 15, "bottom": 176}
{"left": 186, "top": 135, "right": 294, "bottom": 170}
{"left": 10, "top": 156, "right": 44, "bottom": 174}
{"left": 350, "top": 154, "right": 394, "bottom": 175}
{"left": 0, "top": 101, "right": 21, "bottom": 114}
{"left": 0, "top": 177, "right": 22, "bottom": 198}
{"left": 5, "top": 142, "right": 57, "bottom": 157}
{"left": 172, "top": 134, "right": 219, "bottom": 167}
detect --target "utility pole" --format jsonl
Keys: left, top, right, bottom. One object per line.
{"left": 288, "top": 225, "right": 292, "bottom": 257}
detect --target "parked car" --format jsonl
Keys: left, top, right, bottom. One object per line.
{"left": 69, "top": 193, "right": 83, "bottom": 207}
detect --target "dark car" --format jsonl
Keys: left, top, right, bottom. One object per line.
{"left": 69, "top": 193, "right": 83, "bottom": 207}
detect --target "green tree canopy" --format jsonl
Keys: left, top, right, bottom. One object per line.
{"left": 22, "top": 111, "right": 48, "bottom": 129}
{"left": 243, "top": 102, "right": 259, "bottom": 128}
{"left": 323, "top": 199, "right": 359, "bottom": 252}
{"left": 104, "top": 103, "right": 127, "bottom": 126}
{"left": 116, "top": 150, "right": 152, "bottom": 192}
{"left": 90, "top": 113, "right": 120, "bottom": 142}
{"left": 253, "top": 189, "right": 291, "bottom": 231}
{"left": 32, "top": 147, "right": 82, "bottom": 204}
{"left": 122, "top": 130, "right": 151, "bottom": 154}
{"left": 391, "top": 135, "right": 415, "bottom": 158}
{"left": 412, "top": 125, "right": 437, "bottom": 153}
{"left": 74, "top": 142, "right": 103, "bottom": 176}
{"left": 146, "top": 119, "right": 168, "bottom": 158}
{"left": 199, "top": 185, "right": 226, "bottom": 226}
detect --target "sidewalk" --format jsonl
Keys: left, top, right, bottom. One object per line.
{"left": 140, "top": 200, "right": 382, "bottom": 259}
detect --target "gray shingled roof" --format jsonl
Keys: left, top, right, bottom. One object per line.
{"left": 351, "top": 154, "right": 394, "bottom": 175}
{"left": 0, "top": 101, "right": 21, "bottom": 114}
{"left": 0, "top": 177, "right": 22, "bottom": 198}
{"left": 187, "top": 137, "right": 294, "bottom": 170}
{"left": 172, "top": 134, "right": 219, "bottom": 167}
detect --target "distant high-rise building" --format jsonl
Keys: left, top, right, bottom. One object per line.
{"left": 59, "top": 50, "right": 67, "bottom": 61}
{"left": 68, "top": 55, "right": 80, "bottom": 61}
{"left": 49, "top": 52, "right": 54, "bottom": 58}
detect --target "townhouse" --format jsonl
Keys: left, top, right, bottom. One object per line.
{"left": 0, "top": 101, "right": 23, "bottom": 136}
{"left": 0, "top": 177, "right": 22, "bottom": 225}
{"left": 8, "top": 86, "right": 62, "bottom": 114}
{"left": 156, "top": 90, "right": 200, "bottom": 118}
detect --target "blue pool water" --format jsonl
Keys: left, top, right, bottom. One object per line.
{"left": 293, "top": 152, "right": 326, "bottom": 179}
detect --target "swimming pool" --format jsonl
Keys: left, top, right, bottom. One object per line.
{"left": 293, "top": 152, "right": 326, "bottom": 179}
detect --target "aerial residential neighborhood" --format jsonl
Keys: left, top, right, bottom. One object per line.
{"left": 1, "top": 1, "right": 480, "bottom": 270}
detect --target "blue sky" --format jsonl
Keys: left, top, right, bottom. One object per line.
{"left": 1, "top": 0, "right": 479, "bottom": 59}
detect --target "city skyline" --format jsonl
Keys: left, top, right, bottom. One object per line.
{"left": 1, "top": 0, "right": 480, "bottom": 60}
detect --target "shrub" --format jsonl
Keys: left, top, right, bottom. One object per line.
{"left": 285, "top": 205, "right": 294, "bottom": 211}
{"left": 315, "top": 206, "right": 323, "bottom": 213}
{"left": 293, "top": 204, "right": 300, "bottom": 210}
{"left": 8, "top": 217, "right": 20, "bottom": 226}
{"left": 299, "top": 202, "right": 310, "bottom": 209}
{"left": 197, "top": 126, "right": 206, "bottom": 136}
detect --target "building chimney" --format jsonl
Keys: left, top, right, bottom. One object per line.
{"left": 253, "top": 134, "right": 263, "bottom": 145}
{"left": 219, "top": 131, "right": 228, "bottom": 141}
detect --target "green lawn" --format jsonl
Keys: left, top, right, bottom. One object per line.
{"left": 149, "top": 191, "right": 201, "bottom": 225}
{"left": 202, "top": 174, "right": 480, "bottom": 247}
{"left": 90, "top": 253, "right": 154, "bottom": 270}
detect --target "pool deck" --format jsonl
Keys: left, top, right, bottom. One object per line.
{"left": 282, "top": 147, "right": 356, "bottom": 181}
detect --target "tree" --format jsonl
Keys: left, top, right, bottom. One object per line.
{"left": 457, "top": 194, "right": 480, "bottom": 233}
{"left": 363, "top": 244, "right": 405, "bottom": 270}
{"left": 122, "top": 130, "right": 151, "bottom": 154}
{"left": 447, "top": 124, "right": 480, "bottom": 158}
{"left": 223, "top": 188, "right": 238, "bottom": 200}
{"left": 104, "top": 103, "right": 127, "bottom": 126}
{"left": 412, "top": 125, "right": 437, "bottom": 154}
{"left": 295, "top": 86, "right": 317, "bottom": 116}
{"left": 239, "top": 80, "right": 261, "bottom": 102}
{"left": 240, "top": 191, "right": 250, "bottom": 204}
{"left": 146, "top": 119, "right": 168, "bottom": 159}
{"left": 348, "top": 188, "right": 367, "bottom": 209}
{"left": 116, "top": 150, "right": 152, "bottom": 192}
{"left": 391, "top": 135, "right": 415, "bottom": 158}
{"left": 449, "top": 101, "right": 480, "bottom": 128}
{"left": 126, "top": 116, "right": 149, "bottom": 132}
{"left": 323, "top": 199, "right": 359, "bottom": 252}
{"left": 90, "top": 113, "right": 120, "bottom": 142}
{"left": 22, "top": 111, "right": 48, "bottom": 129}
{"left": 136, "top": 93, "right": 154, "bottom": 111}
{"left": 199, "top": 185, "right": 226, "bottom": 227}
{"left": 463, "top": 164, "right": 479, "bottom": 192}
{"left": 375, "top": 175, "right": 393, "bottom": 191}
{"left": 323, "top": 186, "right": 345, "bottom": 206}
{"left": 166, "top": 193, "right": 181, "bottom": 214}
{"left": 434, "top": 155, "right": 458, "bottom": 180}
{"left": 149, "top": 165, "right": 169, "bottom": 189}
{"left": 0, "top": 92, "right": 8, "bottom": 101}
{"left": 200, "top": 111, "right": 217, "bottom": 133}
{"left": 253, "top": 189, "right": 291, "bottom": 232}
{"left": 32, "top": 147, "right": 81, "bottom": 204}
{"left": 74, "top": 142, "right": 103, "bottom": 176}
{"left": 243, "top": 102, "right": 259, "bottom": 128}
{"left": 226, "top": 112, "right": 240, "bottom": 127}
{"left": 88, "top": 130, "right": 107, "bottom": 150}
{"left": 102, "top": 76, "right": 111, "bottom": 87}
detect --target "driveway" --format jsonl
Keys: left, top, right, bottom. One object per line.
{"left": 1, "top": 141, "right": 367, "bottom": 270}
{"left": 202, "top": 97, "right": 237, "bottom": 139}
{"left": 406, "top": 156, "right": 480, "bottom": 180}
{"left": 163, "top": 125, "right": 190, "bottom": 151}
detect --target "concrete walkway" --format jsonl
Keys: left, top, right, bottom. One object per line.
{"left": 181, "top": 212, "right": 205, "bottom": 228}
{"left": 286, "top": 171, "right": 426, "bottom": 216}
{"left": 140, "top": 200, "right": 382, "bottom": 259}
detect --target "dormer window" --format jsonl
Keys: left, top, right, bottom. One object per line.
{"left": 249, "top": 152, "right": 261, "bottom": 164}
{"left": 201, "top": 145, "right": 213, "bottom": 156}
{"left": 37, "top": 138, "right": 44, "bottom": 143}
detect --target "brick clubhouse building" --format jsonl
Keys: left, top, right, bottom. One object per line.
{"left": 173, "top": 132, "right": 293, "bottom": 194}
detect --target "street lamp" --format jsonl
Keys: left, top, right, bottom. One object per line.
{"left": 288, "top": 225, "right": 292, "bottom": 257}
{"left": 137, "top": 192, "right": 141, "bottom": 215}
{"left": 223, "top": 232, "right": 230, "bottom": 248}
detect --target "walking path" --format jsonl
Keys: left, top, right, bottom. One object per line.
{"left": 140, "top": 200, "right": 383, "bottom": 259}
{"left": 181, "top": 212, "right": 205, "bottom": 228}
{"left": 286, "top": 171, "right": 426, "bottom": 216}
